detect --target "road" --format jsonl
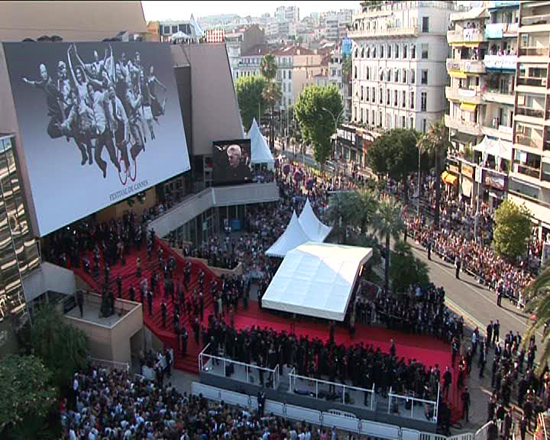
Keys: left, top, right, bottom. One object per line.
{"left": 406, "top": 238, "right": 541, "bottom": 345}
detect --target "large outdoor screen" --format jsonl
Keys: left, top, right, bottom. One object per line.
{"left": 212, "top": 139, "right": 253, "bottom": 185}
{"left": 3, "top": 41, "right": 190, "bottom": 236}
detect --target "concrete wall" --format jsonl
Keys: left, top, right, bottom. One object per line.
{"left": 22, "top": 262, "right": 77, "bottom": 303}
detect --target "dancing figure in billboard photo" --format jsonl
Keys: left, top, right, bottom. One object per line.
{"left": 21, "top": 43, "right": 169, "bottom": 181}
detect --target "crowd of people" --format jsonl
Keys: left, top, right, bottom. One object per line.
{"left": 206, "top": 315, "right": 445, "bottom": 408}
{"left": 62, "top": 365, "right": 343, "bottom": 440}
{"left": 355, "top": 284, "right": 464, "bottom": 344}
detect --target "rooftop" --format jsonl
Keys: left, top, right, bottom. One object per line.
{"left": 241, "top": 44, "right": 270, "bottom": 57}
{"left": 274, "top": 45, "right": 315, "bottom": 56}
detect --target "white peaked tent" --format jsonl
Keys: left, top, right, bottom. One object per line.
{"left": 299, "top": 198, "right": 332, "bottom": 243}
{"left": 247, "top": 118, "right": 275, "bottom": 167}
{"left": 262, "top": 243, "right": 373, "bottom": 321}
{"left": 189, "top": 14, "right": 205, "bottom": 38}
{"left": 266, "top": 211, "right": 311, "bottom": 258}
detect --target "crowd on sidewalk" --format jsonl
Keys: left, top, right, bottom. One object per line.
{"left": 62, "top": 366, "right": 343, "bottom": 440}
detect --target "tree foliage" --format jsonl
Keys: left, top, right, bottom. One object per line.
{"left": 493, "top": 200, "right": 532, "bottom": 259}
{"left": 0, "top": 354, "right": 57, "bottom": 429}
{"left": 366, "top": 129, "right": 419, "bottom": 198}
{"left": 260, "top": 53, "right": 278, "bottom": 81}
{"left": 523, "top": 263, "right": 550, "bottom": 373}
{"left": 374, "top": 196, "right": 405, "bottom": 292}
{"left": 418, "top": 120, "right": 451, "bottom": 228}
{"left": 390, "top": 241, "right": 430, "bottom": 294}
{"left": 235, "top": 75, "right": 268, "bottom": 132}
{"left": 31, "top": 304, "right": 88, "bottom": 389}
{"left": 294, "top": 85, "right": 343, "bottom": 169}
{"left": 259, "top": 53, "right": 281, "bottom": 149}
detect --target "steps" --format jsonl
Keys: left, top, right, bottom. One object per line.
{"left": 72, "top": 238, "right": 220, "bottom": 375}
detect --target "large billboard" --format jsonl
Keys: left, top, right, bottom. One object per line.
{"left": 3, "top": 42, "right": 190, "bottom": 236}
{"left": 212, "top": 139, "right": 253, "bottom": 185}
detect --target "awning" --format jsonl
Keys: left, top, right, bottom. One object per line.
{"left": 460, "top": 102, "right": 477, "bottom": 112}
{"left": 451, "top": 42, "right": 480, "bottom": 48}
{"left": 461, "top": 178, "right": 473, "bottom": 197}
{"left": 473, "top": 136, "right": 512, "bottom": 161}
{"left": 449, "top": 70, "right": 467, "bottom": 79}
{"left": 441, "top": 171, "right": 458, "bottom": 185}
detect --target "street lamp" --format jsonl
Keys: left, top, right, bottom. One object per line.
{"left": 322, "top": 106, "right": 346, "bottom": 175}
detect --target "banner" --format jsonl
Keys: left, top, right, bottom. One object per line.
{"left": 3, "top": 42, "right": 190, "bottom": 236}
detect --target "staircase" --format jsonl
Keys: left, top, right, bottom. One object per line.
{"left": 73, "top": 238, "right": 219, "bottom": 374}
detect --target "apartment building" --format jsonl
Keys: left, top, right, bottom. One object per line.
{"left": 225, "top": 25, "right": 265, "bottom": 79}
{"left": 349, "top": 0, "right": 458, "bottom": 138}
{"left": 445, "top": 2, "right": 518, "bottom": 211}
{"left": 508, "top": 1, "right": 550, "bottom": 238}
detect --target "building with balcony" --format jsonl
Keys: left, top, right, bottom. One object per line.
{"left": 509, "top": 1, "right": 550, "bottom": 238}
{"left": 225, "top": 25, "right": 265, "bottom": 79}
{"left": 445, "top": 2, "right": 518, "bottom": 210}
{"left": 350, "top": 1, "right": 459, "bottom": 139}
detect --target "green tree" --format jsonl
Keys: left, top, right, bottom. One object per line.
{"left": 0, "top": 354, "right": 57, "bottom": 435}
{"left": 326, "top": 191, "right": 357, "bottom": 244}
{"left": 260, "top": 53, "right": 281, "bottom": 149}
{"left": 235, "top": 75, "right": 268, "bottom": 132}
{"left": 493, "top": 200, "right": 532, "bottom": 259}
{"left": 390, "top": 240, "right": 430, "bottom": 294}
{"left": 31, "top": 304, "right": 88, "bottom": 389}
{"left": 374, "top": 196, "right": 405, "bottom": 292}
{"left": 352, "top": 188, "right": 380, "bottom": 235}
{"left": 294, "top": 85, "right": 343, "bottom": 171}
{"left": 366, "top": 129, "right": 419, "bottom": 201}
{"left": 418, "top": 120, "right": 451, "bottom": 228}
{"left": 523, "top": 263, "right": 550, "bottom": 373}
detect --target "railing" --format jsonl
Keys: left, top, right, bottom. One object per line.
{"left": 387, "top": 384, "right": 439, "bottom": 423}
{"left": 446, "top": 58, "right": 485, "bottom": 74}
{"left": 348, "top": 26, "right": 419, "bottom": 39}
{"left": 289, "top": 370, "right": 377, "bottom": 411}
{"left": 447, "top": 29, "right": 485, "bottom": 43}
{"left": 517, "top": 76, "right": 547, "bottom": 87}
{"left": 519, "top": 47, "right": 550, "bottom": 57}
{"left": 199, "top": 346, "right": 280, "bottom": 390}
{"left": 516, "top": 134, "right": 543, "bottom": 149}
{"left": 514, "top": 162, "right": 541, "bottom": 179}
{"left": 521, "top": 13, "right": 550, "bottom": 27}
{"left": 89, "top": 357, "right": 130, "bottom": 371}
{"left": 516, "top": 106, "right": 545, "bottom": 118}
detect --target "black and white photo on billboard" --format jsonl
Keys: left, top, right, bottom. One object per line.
{"left": 212, "top": 139, "right": 253, "bottom": 184}
{"left": 3, "top": 42, "right": 190, "bottom": 236}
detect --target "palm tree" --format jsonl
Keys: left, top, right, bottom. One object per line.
{"left": 326, "top": 191, "right": 357, "bottom": 244}
{"left": 522, "top": 264, "right": 550, "bottom": 373}
{"left": 418, "top": 120, "right": 451, "bottom": 229}
{"left": 374, "top": 196, "right": 405, "bottom": 293}
{"left": 354, "top": 188, "right": 380, "bottom": 235}
{"left": 260, "top": 53, "right": 281, "bottom": 150}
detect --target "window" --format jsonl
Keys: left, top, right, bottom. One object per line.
{"left": 410, "top": 117, "right": 414, "bottom": 129}
{"left": 421, "top": 92, "right": 427, "bottom": 111}
{"left": 354, "top": 66, "right": 357, "bottom": 79}
{"left": 403, "top": 44, "right": 408, "bottom": 59}
{"left": 402, "top": 116, "right": 406, "bottom": 128}
{"left": 172, "top": 25, "right": 178, "bottom": 34}
{"left": 372, "top": 87, "right": 375, "bottom": 102}
{"left": 380, "top": 87, "right": 383, "bottom": 104}
{"left": 395, "top": 44, "right": 400, "bottom": 59}
{"left": 163, "top": 26, "right": 171, "bottom": 34}
{"left": 388, "top": 44, "right": 392, "bottom": 58}
{"left": 410, "top": 91, "right": 415, "bottom": 109}
{"left": 403, "top": 69, "right": 407, "bottom": 83}
{"left": 380, "top": 45, "right": 384, "bottom": 58}
{"left": 366, "top": 87, "right": 369, "bottom": 101}
{"left": 365, "top": 110, "right": 369, "bottom": 124}
{"left": 283, "top": 70, "right": 286, "bottom": 79}
{"left": 386, "top": 88, "right": 390, "bottom": 105}
{"left": 373, "top": 46, "right": 377, "bottom": 58}
{"left": 422, "top": 119, "right": 427, "bottom": 133}
{"left": 422, "top": 17, "right": 430, "bottom": 33}
{"left": 288, "top": 70, "right": 292, "bottom": 79}
{"left": 421, "top": 70, "right": 428, "bottom": 85}
{"left": 421, "top": 44, "right": 429, "bottom": 59}
{"left": 386, "top": 69, "right": 391, "bottom": 82}
{"left": 411, "top": 44, "right": 416, "bottom": 59}
{"left": 372, "top": 110, "right": 375, "bottom": 125}
{"left": 402, "top": 90, "right": 406, "bottom": 108}
{"left": 354, "top": 106, "right": 357, "bottom": 121}
{"left": 411, "top": 69, "right": 416, "bottom": 84}
{"left": 360, "top": 108, "right": 364, "bottom": 123}
{"left": 379, "top": 111, "right": 382, "bottom": 127}
{"left": 394, "top": 69, "right": 399, "bottom": 82}
{"left": 366, "top": 67, "right": 370, "bottom": 80}
{"left": 394, "top": 90, "right": 398, "bottom": 106}
{"left": 361, "top": 86, "right": 364, "bottom": 101}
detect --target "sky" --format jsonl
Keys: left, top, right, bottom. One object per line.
{"left": 141, "top": 1, "right": 362, "bottom": 21}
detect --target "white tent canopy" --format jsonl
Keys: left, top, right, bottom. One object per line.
{"left": 299, "top": 198, "right": 332, "bottom": 243}
{"left": 171, "top": 31, "right": 191, "bottom": 40}
{"left": 266, "top": 211, "right": 311, "bottom": 258}
{"left": 262, "top": 243, "right": 373, "bottom": 321}
{"left": 247, "top": 118, "right": 275, "bottom": 166}
{"left": 473, "top": 136, "right": 512, "bottom": 162}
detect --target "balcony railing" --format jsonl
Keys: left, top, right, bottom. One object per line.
{"left": 348, "top": 26, "right": 419, "bottom": 39}
{"left": 516, "top": 106, "right": 545, "bottom": 118}
{"left": 445, "top": 86, "right": 482, "bottom": 103}
{"left": 521, "top": 13, "right": 550, "bottom": 27}
{"left": 514, "top": 162, "right": 541, "bottom": 179}
{"left": 519, "top": 47, "right": 550, "bottom": 57}
{"left": 517, "top": 76, "right": 547, "bottom": 87}
{"left": 516, "top": 134, "right": 543, "bottom": 149}
{"left": 445, "top": 114, "right": 483, "bottom": 136}
{"left": 447, "top": 29, "right": 485, "bottom": 44}
{"left": 446, "top": 58, "right": 485, "bottom": 74}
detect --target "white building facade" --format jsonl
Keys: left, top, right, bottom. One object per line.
{"left": 350, "top": 1, "right": 460, "bottom": 135}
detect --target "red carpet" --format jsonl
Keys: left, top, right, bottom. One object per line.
{"left": 71, "top": 239, "right": 464, "bottom": 422}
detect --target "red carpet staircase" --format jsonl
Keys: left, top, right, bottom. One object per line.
{"left": 73, "top": 239, "right": 218, "bottom": 374}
